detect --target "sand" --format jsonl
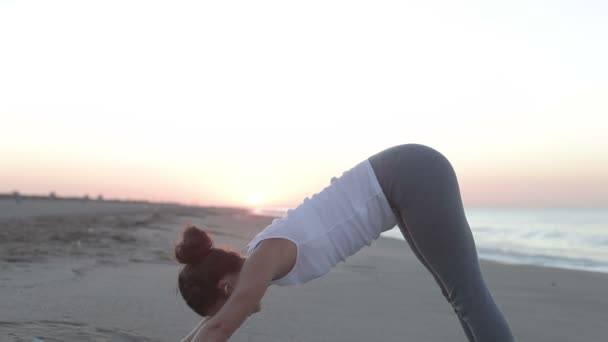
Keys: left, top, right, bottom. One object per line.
{"left": 1, "top": 198, "right": 607, "bottom": 342}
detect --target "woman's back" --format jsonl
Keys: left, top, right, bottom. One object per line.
{"left": 247, "top": 158, "right": 397, "bottom": 286}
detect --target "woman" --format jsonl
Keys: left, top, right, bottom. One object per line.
{"left": 175, "top": 144, "right": 515, "bottom": 342}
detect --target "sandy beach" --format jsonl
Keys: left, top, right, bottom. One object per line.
{"left": 1, "top": 198, "right": 608, "bottom": 342}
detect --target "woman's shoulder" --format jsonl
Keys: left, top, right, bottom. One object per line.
{"left": 250, "top": 237, "right": 298, "bottom": 284}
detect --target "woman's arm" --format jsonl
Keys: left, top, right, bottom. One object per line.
{"left": 192, "top": 238, "right": 296, "bottom": 342}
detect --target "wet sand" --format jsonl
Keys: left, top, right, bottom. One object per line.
{"left": 1, "top": 198, "right": 607, "bottom": 341}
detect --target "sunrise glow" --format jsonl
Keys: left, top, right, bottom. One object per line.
{"left": 246, "top": 193, "right": 264, "bottom": 208}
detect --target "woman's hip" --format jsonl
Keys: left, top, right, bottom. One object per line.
{"left": 368, "top": 143, "right": 458, "bottom": 211}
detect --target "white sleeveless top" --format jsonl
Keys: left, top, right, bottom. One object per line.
{"left": 246, "top": 158, "right": 398, "bottom": 286}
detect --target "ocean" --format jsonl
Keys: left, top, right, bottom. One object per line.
{"left": 253, "top": 207, "right": 608, "bottom": 274}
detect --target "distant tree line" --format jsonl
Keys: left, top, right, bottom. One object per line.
{"left": 0, "top": 191, "right": 146, "bottom": 204}
{"left": 0, "top": 191, "right": 192, "bottom": 208}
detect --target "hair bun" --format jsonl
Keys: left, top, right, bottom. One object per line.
{"left": 175, "top": 226, "right": 214, "bottom": 264}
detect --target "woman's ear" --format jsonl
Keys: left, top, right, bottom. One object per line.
{"left": 217, "top": 274, "right": 235, "bottom": 296}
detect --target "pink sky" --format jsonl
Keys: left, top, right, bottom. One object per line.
{"left": 2, "top": 130, "right": 607, "bottom": 208}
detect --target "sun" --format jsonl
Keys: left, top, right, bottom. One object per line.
{"left": 246, "top": 193, "right": 264, "bottom": 207}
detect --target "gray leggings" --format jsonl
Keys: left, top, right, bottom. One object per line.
{"left": 368, "top": 144, "right": 515, "bottom": 342}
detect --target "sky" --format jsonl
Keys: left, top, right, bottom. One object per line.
{"left": 1, "top": 0, "right": 607, "bottom": 208}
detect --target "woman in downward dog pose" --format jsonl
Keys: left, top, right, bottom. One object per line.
{"left": 175, "top": 144, "right": 515, "bottom": 342}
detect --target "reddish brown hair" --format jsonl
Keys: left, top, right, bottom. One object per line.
{"left": 175, "top": 226, "right": 244, "bottom": 316}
